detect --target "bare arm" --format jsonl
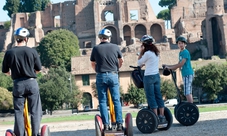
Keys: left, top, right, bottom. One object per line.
{"left": 164, "top": 59, "right": 186, "bottom": 70}
{"left": 5, "top": 71, "right": 11, "bottom": 76}
{"left": 118, "top": 58, "right": 124, "bottom": 68}
{"left": 35, "top": 70, "right": 40, "bottom": 74}
{"left": 91, "top": 61, "right": 96, "bottom": 71}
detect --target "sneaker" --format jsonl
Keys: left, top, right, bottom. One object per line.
{"left": 158, "top": 115, "right": 167, "bottom": 124}
{"left": 104, "top": 124, "right": 110, "bottom": 131}
{"left": 117, "top": 123, "right": 123, "bottom": 131}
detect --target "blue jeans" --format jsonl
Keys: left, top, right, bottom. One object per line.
{"left": 143, "top": 74, "right": 164, "bottom": 109}
{"left": 96, "top": 72, "right": 123, "bottom": 125}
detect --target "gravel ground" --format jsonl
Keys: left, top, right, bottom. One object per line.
{"left": 1, "top": 110, "right": 227, "bottom": 136}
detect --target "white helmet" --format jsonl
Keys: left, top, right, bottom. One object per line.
{"left": 98, "top": 29, "right": 112, "bottom": 39}
{"left": 14, "top": 27, "right": 30, "bottom": 41}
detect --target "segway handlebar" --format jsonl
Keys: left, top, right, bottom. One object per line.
{"left": 162, "top": 65, "right": 182, "bottom": 103}
{"left": 129, "top": 65, "right": 140, "bottom": 69}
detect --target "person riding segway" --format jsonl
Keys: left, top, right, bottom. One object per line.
{"left": 162, "top": 36, "right": 199, "bottom": 126}
{"left": 91, "top": 28, "right": 133, "bottom": 136}
{"left": 130, "top": 35, "right": 173, "bottom": 134}
{"left": 2, "top": 27, "right": 50, "bottom": 136}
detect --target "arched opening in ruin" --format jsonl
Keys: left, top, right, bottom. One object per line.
{"left": 84, "top": 41, "right": 92, "bottom": 48}
{"left": 54, "top": 15, "right": 61, "bottom": 27}
{"left": 82, "top": 92, "right": 93, "bottom": 109}
{"left": 104, "top": 11, "right": 114, "bottom": 21}
{"left": 150, "top": 24, "right": 162, "bottom": 43}
{"left": 123, "top": 25, "right": 131, "bottom": 46}
{"left": 211, "top": 17, "right": 222, "bottom": 56}
{"left": 135, "top": 24, "right": 146, "bottom": 40}
{"left": 105, "top": 26, "right": 118, "bottom": 44}
{"left": 130, "top": 10, "right": 138, "bottom": 21}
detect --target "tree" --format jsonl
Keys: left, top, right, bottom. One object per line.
{"left": 193, "top": 63, "right": 227, "bottom": 100}
{"left": 4, "top": 21, "right": 11, "bottom": 29}
{"left": 0, "top": 74, "right": 13, "bottom": 91}
{"left": 38, "top": 67, "right": 81, "bottom": 114}
{"left": 3, "top": 0, "right": 20, "bottom": 18}
{"left": 41, "top": 0, "right": 50, "bottom": 10}
{"left": 91, "top": 82, "right": 98, "bottom": 98}
{"left": 37, "top": 29, "right": 80, "bottom": 71}
{"left": 20, "top": 0, "right": 42, "bottom": 12}
{"left": 3, "top": 0, "right": 50, "bottom": 18}
{"left": 127, "top": 84, "right": 146, "bottom": 107}
{"left": 158, "top": 0, "right": 176, "bottom": 8}
{"left": 0, "top": 52, "right": 13, "bottom": 91}
{"left": 69, "top": 89, "right": 83, "bottom": 109}
{"left": 157, "top": 9, "right": 171, "bottom": 29}
{"left": 0, "top": 87, "right": 13, "bottom": 110}
{"left": 160, "top": 78, "right": 177, "bottom": 100}
{"left": 157, "top": 9, "right": 170, "bottom": 20}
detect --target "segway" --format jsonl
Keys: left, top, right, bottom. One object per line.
{"left": 95, "top": 89, "right": 133, "bottom": 136}
{"left": 163, "top": 67, "right": 199, "bottom": 126}
{"left": 5, "top": 99, "right": 50, "bottom": 136}
{"left": 129, "top": 66, "right": 173, "bottom": 134}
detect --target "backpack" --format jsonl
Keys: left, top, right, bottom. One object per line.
{"left": 130, "top": 66, "right": 144, "bottom": 88}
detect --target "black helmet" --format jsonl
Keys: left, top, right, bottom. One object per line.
{"left": 176, "top": 36, "right": 187, "bottom": 44}
{"left": 140, "top": 35, "right": 155, "bottom": 44}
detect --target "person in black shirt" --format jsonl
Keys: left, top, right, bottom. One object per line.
{"left": 90, "top": 28, "right": 124, "bottom": 131}
{"left": 2, "top": 27, "right": 42, "bottom": 136}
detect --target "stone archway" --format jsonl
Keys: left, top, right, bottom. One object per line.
{"left": 150, "top": 24, "right": 162, "bottom": 42}
{"left": 123, "top": 25, "right": 131, "bottom": 46}
{"left": 82, "top": 92, "right": 93, "bottom": 108}
{"left": 135, "top": 24, "right": 146, "bottom": 40}
{"left": 105, "top": 26, "right": 118, "bottom": 44}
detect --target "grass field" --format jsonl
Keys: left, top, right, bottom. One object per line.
{"left": 1, "top": 105, "right": 227, "bottom": 125}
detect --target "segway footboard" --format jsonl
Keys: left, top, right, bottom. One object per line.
{"left": 158, "top": 107, "right": 173, "bottom": 130}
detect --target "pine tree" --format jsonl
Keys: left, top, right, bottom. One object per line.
{"left": 3, "top": 0, "right": 20, "bottom": 18}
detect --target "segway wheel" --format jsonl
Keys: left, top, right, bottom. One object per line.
{"left": 158, "top": 107, "right": 173, "bottom": 130}
{"left": 40, "top": 125, "right": 50, "bottom": 136}
{"left": 5, "top": 129, "right": 14, "bottom": 136}
{"left": 95, "top": 114, "right": 103, "bottom": 136}
{"left": 136, "top": 109, "right": 158, "bottom": 134}
{"left": 176, "top": 103, "right": 199, "bottom": 126}
{"left": 174, "top": 103, "right": 181, "bottom": 121}
{"left": 124, "top": 113, "right": 133, "bottom": 136}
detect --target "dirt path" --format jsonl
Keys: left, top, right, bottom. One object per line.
{"left": 1, "top": 110, "right": 227, "bottom": 136}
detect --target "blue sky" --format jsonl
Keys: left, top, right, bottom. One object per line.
{"left": 0, "top": 0, "right": 166, "bottom": 22}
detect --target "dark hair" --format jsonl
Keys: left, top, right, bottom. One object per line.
{"left": 142, "top": 42, "right": 160, "bottom": 56}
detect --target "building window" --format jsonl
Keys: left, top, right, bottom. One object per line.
{"left": 82, "top": 75, "right": 90, "bottom": 86}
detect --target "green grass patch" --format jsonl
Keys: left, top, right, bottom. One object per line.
{"left": 1, "top": 105, "right": 227, "bottom": 125}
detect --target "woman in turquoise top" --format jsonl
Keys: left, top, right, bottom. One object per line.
{"left": 163, "top": 36, "right": 194, "bottom": 103}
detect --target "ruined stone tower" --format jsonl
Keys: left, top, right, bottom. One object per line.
{"left": 205, "top": 0, "right": 227, "bottom": 57}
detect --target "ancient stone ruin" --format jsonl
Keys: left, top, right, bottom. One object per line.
{"left": 0, "top": 0, "right": 227, "bottom": 59}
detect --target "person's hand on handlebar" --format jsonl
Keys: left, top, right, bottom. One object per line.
{"left": 162, "top": 64, "right": 168, "bottom": 69}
